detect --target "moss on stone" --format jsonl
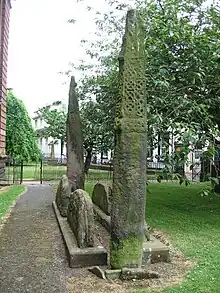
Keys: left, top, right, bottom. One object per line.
{"left": 110, "top": 236, "right": 143, "bottom": 269}
{"left": 110, "top": 10, "right": 146, "bottom": 270}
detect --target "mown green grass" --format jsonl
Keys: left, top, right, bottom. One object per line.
{"left": 7, "top": 165, "right": 111, "bottom": 181}
{"left": 0, "top": 185, "right": 26, "bottom": 220}
{"left": 86, "top": 181, "right": 220, "bottom": 293}
{"left": 141, "top": 182, "right": 220, "bottom": 293}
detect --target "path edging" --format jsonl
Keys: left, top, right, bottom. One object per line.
{"left": 52, "top": 200, "right": 108, "bottom": 268}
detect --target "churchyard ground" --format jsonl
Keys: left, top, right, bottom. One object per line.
{"left": 81, "top": 181, "right": 220, "bottom": 293}
{"left": 1, "top": 179, "right": 219, "bottom": 292}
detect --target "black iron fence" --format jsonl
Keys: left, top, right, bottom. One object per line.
{"left": 0, "top": 158, "right": 67, "bottom": 184}
{"left": 2, "top": 156, "right": 215, "bottom": 185}
{"left": 18, "top": 159, "right": 67, "bottom": 183}
{"left": 0, "top": 158, "right": 113, "bottom": 185}
{"left": 0, "top": 157, "right": 21, "bottom": 185}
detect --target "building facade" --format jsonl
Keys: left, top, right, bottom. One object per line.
{"left": 32, "top": 115, "right": 67, "bottom": 160}
{"left": 0, "top": 0, "right": 11, "bottom": 156}
{"left": 32, "top": 102, "right": 67, "bottom": 160}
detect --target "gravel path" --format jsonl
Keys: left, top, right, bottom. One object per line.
{"left": 0, "top": 185, "right": 68, "bottom": 293}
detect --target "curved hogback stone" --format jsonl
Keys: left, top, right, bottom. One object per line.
{"left": 56, "top": 175, "right": 71, "bottom": 217}
{"left": 67, "top": 189, "right": 95, "bottom": 248}
{"left": 92, "top": 183, "right": 112, "bottom": 215}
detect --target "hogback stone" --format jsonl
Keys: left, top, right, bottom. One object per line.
{"left": 56, "top": 175, "right": 71, "bottom": 217}
{"left": 67, "top": 189, "right": 95, "bottom": 248}
{"left": 110, "top": 10, "right": 147, "bottom": 269}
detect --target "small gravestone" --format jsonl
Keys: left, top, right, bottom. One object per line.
{"left": 56, "top": 175, "right": 71, "bottom": 217}
{"left": 92, "top": 183, "right": 112, "bottom": 215}
{"left": 67, "top": 189, "right": 95, "bottom": 248}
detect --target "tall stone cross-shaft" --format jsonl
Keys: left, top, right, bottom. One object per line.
{"left": 66, "top": 76, "right": 85, "bottom": 191}
{"left": 110, "top": 10, "right": 147, "bottom": 269}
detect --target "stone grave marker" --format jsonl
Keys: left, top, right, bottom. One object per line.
{"left": 67, "top": 189, "right": 95, "bottom": 248}
{"left": 56, "top": 175, "right": 71, "bottom": 217}
{"left": 92, "top": 183, "right": 112, "bottom": 215}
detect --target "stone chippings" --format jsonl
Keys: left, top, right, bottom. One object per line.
{"left": 67, "top": 189, "right": 95, "bottom": 248}
{"left": 56, "top": 174, "right": 71, "bottom": 217}
{"left": 92, "top": 183, "right": 112, "bottom": 216}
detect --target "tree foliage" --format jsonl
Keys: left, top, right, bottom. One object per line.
{"left": 73, "top": 0, "right": 220, "bottom": 174}
{"left": 6, "top": 91, "right": 41, "bottom": 161}
{"left": 36, "top": 97, "right": 113, "bottom": 166}
{"left": 36, "top": 101, "right": 67, "bottom": 156}
{"left": 79, "top": 59, "right": 117, "bottom": 154}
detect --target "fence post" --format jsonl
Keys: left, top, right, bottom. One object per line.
{"left": 12, "top": 159, "right": 15, "bottom": 184}
{"left": 40, "top": 158, "right": 43, "bottom": 184}
{"left": 20, "top": 160, "right": 23, "bottom": 184}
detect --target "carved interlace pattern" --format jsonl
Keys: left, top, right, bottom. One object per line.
{"left": 115, "top": 10, "right": 146, "bottom": 127}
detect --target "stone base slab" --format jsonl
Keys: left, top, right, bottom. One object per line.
{"left": 93, "top": 203, "right": 170, "bottom": 264}
{"left": 142, "top": 236, "right": 170, "bottom": 264}
{"left": 53, "top": 201, "right": 108, "bottom": 268}
{"left": 105, "top": 269, "right": 121, "bottom": 280}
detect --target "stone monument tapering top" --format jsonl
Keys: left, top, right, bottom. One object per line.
{"left": 110, "top": 10, "right": 147, "bottom": 269}
{"left": 66, "top": 76, "right": 85, "bottom": 192}
{"left": 116, "top": 9, "right": 146, "bottom": 126}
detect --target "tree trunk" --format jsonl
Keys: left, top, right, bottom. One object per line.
{"left": 50, "top": 143, "right": 55, "bottom": 159}
{"left": 60, "top": 139, "right": 64, "bottom": 163}
{"left": 84, "top": 148, "right": 92, "bottom": 174}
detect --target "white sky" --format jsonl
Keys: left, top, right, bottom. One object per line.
{"left": 7, "top": 0, "right": 109, "bottom": 116}
{"left": 7, "top": 0, "right": 214, "bottom": 116}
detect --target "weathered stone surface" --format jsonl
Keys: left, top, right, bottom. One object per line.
{"left": 88, "top": 266, "right": 106, "bottom": 280}
{"left": 110, "top": 9, "right": 147, "bottom": 269}
{"left": 66, "top": 76, "right": 85, "bottom": 192}
{"left": 144, "top": 221, "right": 150, "bottom": 241}
{"left": 93, "top": 204, "right": 111, "bottom": 232}
{"left": 53, "top": 201, "right": 108, "bottom": 268}
{"left": 56, "top": 175, "right": 71, "bottom": 217}
{"left": 120, "top": 268, "right": 159, "bottom": 281}
{"left": 67, "top": 189, "right": 95, "bottom": 248}
{"left": 105, "top": 269, "right": 121, "bottom": 280}
{"left": 93, "top": 202, "right": 170, "bottom": 264}
{"left": 142, "top": 236, "right": 171, "bottom": 264}
{"left": 92, "top": 183, "right": 112, "bottom": 215}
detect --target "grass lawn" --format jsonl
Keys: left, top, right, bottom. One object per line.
{"left": 86, "top": 181, "right": 220, "bottom": 293}
{"left": 0, "top": 185, "right": 26, "bottom": 220}
{"left": 7, "top": 165, "right": 112, "bottom": 182}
